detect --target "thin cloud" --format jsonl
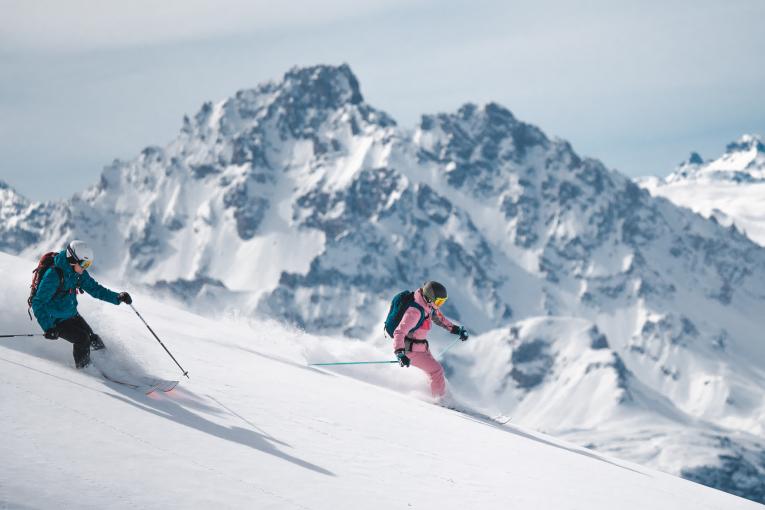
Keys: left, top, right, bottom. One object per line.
{"left": 0, "top": 0, "right": 425, "bottom": 51}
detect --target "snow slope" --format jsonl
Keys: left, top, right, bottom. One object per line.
{"left": 640, "top": 135, "right": 765, "bottom": 245}
{"left": 0, "top": 252, "right": 759, "bottom": 510}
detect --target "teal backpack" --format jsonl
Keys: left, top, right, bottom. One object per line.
{"left": 384, "top": 291, "right": 426, "bottom": 337}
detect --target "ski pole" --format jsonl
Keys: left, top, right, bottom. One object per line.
{"left": 129, "top": 304, "right": 189, "bottom": 378}
{"left": 438, "top": 337, "right": 461, "bottom": 359}
{"left": 309, "top": 360, "right": 398, "bottom": 366}
{"left": 0, "top": 334, "right": 44, "bottom": 339}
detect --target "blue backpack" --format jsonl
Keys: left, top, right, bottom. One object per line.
{"left": 384, "top": 291, "right": 426, "bottom": 337}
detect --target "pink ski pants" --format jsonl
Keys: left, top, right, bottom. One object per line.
{"left": 408, "top": 343, "right": 446, "bottom": 398}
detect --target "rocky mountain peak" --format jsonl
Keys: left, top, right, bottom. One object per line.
{"left": 661, "top": 134, "right": 765, "bottom": 184}
{"left": 416, "top": 102, "right": 556, "bottom": 192}
{"left": 725, "top": 134, "right": 765, "bottom": 155}
{"left": 280, "top": 63, "right": 364, "bottom": 108}
{"left": 665, "top": 152, "right": 705, "bottom": 182}
{"left": 179, "top": 63, "right": 393, "bottom": 170}
{"left": 686, "top": 151, "right": 704, "bottom": 165}
{"left": 0, "top": 180, "right": 28, "bottom": 204}
{"left": 419, "top": 102, "right": 546, "bottom": 146}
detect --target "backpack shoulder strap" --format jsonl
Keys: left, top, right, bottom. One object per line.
{"left": 53, "top": 267, "right": 64, "bottom": 291}
{"left": 406, "top": 300, "right": 427, "bottom": 335}
{"left": 40, "top": 265, "right": 65, "bottom": 293}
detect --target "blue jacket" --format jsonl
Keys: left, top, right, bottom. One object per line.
{"left": 31, "top": 250, "right": 120, "bottom": 331}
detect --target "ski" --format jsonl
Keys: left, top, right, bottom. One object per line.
{"left": 144, "top": 378, "right": 179, "bottom": 392}
{"left": 439, "top": 403, "right": 511, "bottom": 425}
{"left": 99, "top": 370, "right": 163, "bottom": 395}
{"left": 492, "top": 415, "right": 512, "bottom": 425}
{"left": 100, "top": 373, "right": 179, "bottom": 395}
{"left": 91, "top": 353, "right": 179, "bottom": 394}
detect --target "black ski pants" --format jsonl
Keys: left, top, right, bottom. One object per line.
{"left": 56, "top": 314, "right": 100, "bottom": 368}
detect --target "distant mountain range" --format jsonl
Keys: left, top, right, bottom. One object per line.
{"left": 1, "top": 64, "right": 763, "bottom": 503}
{"left": 639, "top": 134, "right": 765, "bottom": 246}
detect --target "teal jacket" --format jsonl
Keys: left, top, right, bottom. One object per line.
{"left": 31, "top": 250, "right": 121, "bottom": 331}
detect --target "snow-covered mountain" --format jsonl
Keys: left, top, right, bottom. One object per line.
{"left": 640, "top": 135, "right": 765, "bottom": 245}
{"left": 2, "top": 64, "right": 765, "bottom": 503}
{"left": 0, "top": 251, "right": 760, "bottom": 510}
{"left": 0, "top": 180, "right": 63, "bottom": 253}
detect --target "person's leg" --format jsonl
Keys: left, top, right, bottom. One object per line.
{"left": 74, "top": 315, "right": 106, "bottom": 350}
{"left": 56, "top": 316, "right": 92, "bottom": 368}
{"left": 408, "top": 350, "right": 446, "bottom": 398}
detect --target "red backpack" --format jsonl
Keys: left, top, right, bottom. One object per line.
{"left": 27, "top": 252, "right": 66, "bottom": 320}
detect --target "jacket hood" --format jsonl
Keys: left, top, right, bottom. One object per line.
{"left": 54, "top": 250, "right": 74, "bottom": 275}
{"left": 413, "top": 288, "right": 434, "bottom": 314}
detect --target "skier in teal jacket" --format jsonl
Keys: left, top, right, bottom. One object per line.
{"left": 31, "top": 240, "right": 132, "bottom": 368}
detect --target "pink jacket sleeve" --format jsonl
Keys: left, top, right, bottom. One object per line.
{"left": 393, "top": 307, "right": 424, "bottom": 352}
{"left": 432, "top": 308, "right": 454, "bottom": 332}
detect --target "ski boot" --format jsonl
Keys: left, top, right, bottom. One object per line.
{"left": 90, "top": 334, "right": 106, "bottom": 351}
{"left": 75, "top": 351, "right": 91, "bottom": 369}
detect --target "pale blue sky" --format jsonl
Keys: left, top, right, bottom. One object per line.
{"left": 1, "top": 0, "right": 763, "bottom": 201}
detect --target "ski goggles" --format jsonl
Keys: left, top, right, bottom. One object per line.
{"left": 67, "top": 245, "right": 92, "bottom": 269}
{"left": 432, "top": 296, "right": 447, "bottom": 308}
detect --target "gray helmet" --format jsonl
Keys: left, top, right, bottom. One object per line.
{"left": 421, "top": 281, "right": 447, "bottom": 303}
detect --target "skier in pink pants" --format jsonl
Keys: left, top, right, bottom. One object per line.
{"left": 389, "top": 281, "right": 469, "bottom": 398}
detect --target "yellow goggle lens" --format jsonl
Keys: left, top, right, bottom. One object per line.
{"left": 433, "top": 297, "right": 447, "bottom": 308}
{"left": 80, "top": 259, "right": 93, "bottom": 270}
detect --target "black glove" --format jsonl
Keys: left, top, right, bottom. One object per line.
{"left": 395, "top": 349, "right": 410, "bottom": 368}
{"left": 451, "top": 325, "right": 469, "bottom": 341}
{"left": 44, "top": 327, "right": 59, "bottom": 340}
{"left": 118, "top": 292, "right": 132, "bottom": 305}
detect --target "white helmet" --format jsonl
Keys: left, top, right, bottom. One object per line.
{"left": 66, "top": 240, "right": 94, "bottom": 269}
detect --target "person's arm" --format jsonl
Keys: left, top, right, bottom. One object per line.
{"left": 31, "top": 268, "right": 59, "bottom": 331}
{"left": 80, "top": 272, "right": 120, "bottom": 305}
{"left": 434, "top": 308, "right": 469, "bottom": 340}
{"left": 392, "top": 307, "right": 424, "bottom": 352}
{"left": 432, "top": 308, "right": 454, "bottom": 331}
